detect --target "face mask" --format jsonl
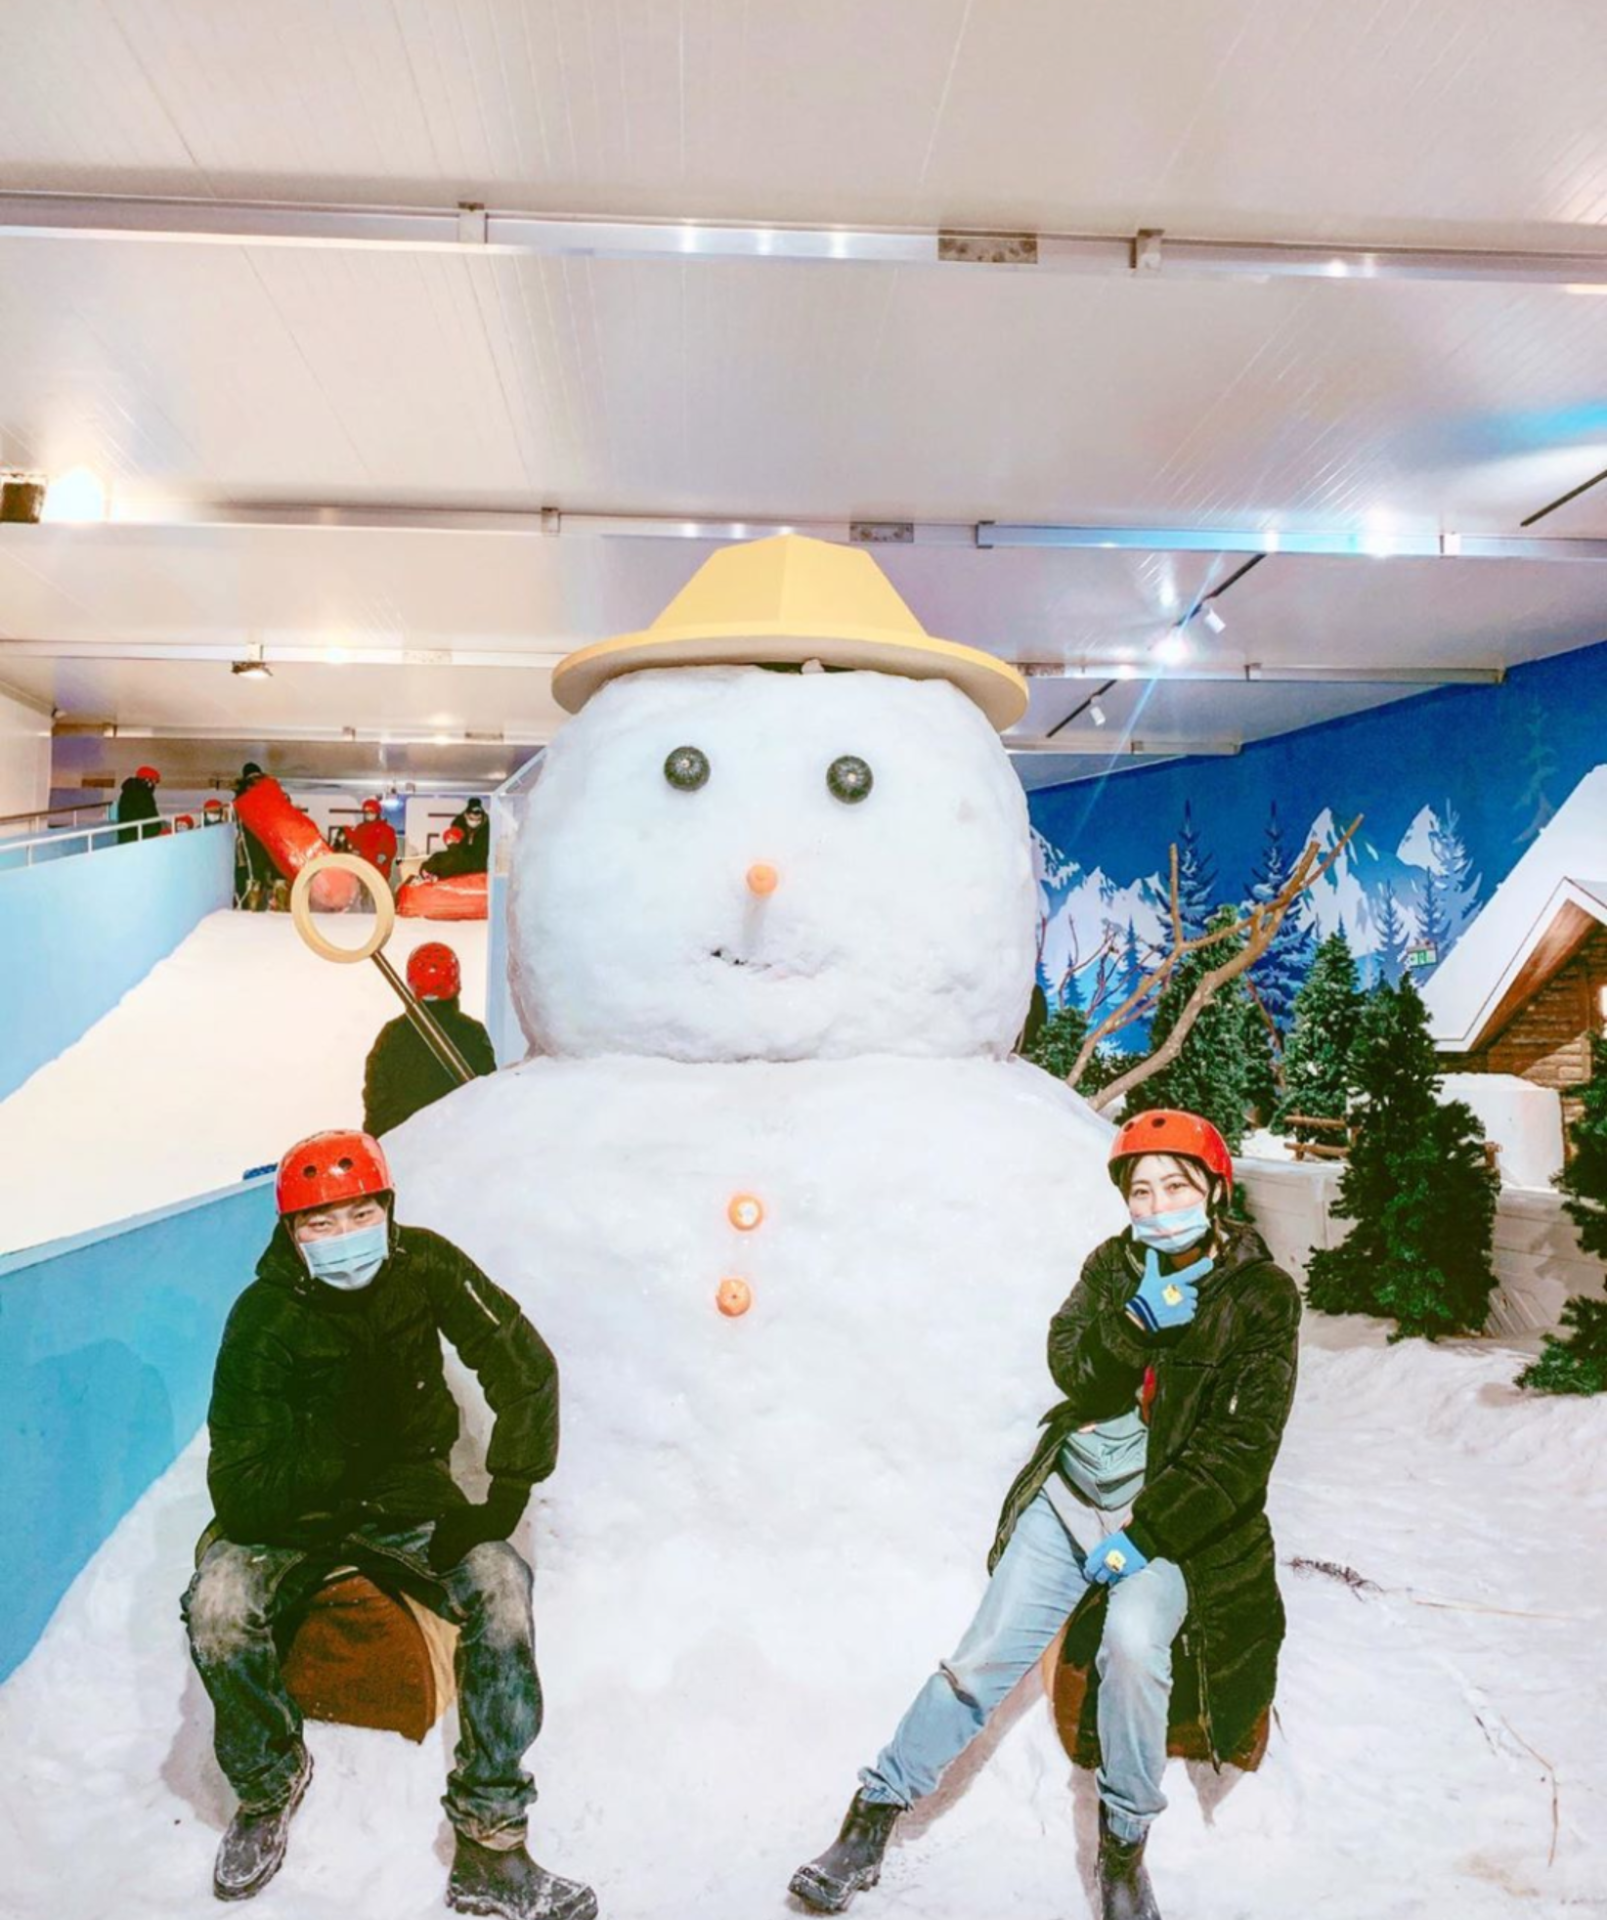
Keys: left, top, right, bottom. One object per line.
{"left": 1132, "top": 1203, "right": 1211, "bottom": 1255}
{"left": 300, "top": 1220, "right": 389, "bottom": 1291}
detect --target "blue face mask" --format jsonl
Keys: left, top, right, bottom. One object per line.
{"left": 300, "top": 1220, "right": 389, "bottom": 1291}
{"left": 1131, "top": 1203, "right": 1212, "bottom": 1255}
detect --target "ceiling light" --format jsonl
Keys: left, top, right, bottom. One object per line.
{"left": 41, "top": 466, "right": 109, "bottom": 523}
{"left": 1089, "top": 701, "right": 1108, "bottom": 727}
{"left": 1155, "top": 633, "right": 1191, "bottom": 666}
{"left": 0, "top": 470, "right": 47, "bottom": 524}
{"left": 432, "top": 732, "right": 451, "bottom": 745}
{"left": 1201, "top": 605, "right": 1226, "bottom": 635}
{"left": 231, "top": 658, "right": 272, "bottom": 680}
{"left": 1111, "top": 662, "right": 1140, "bottom": 681}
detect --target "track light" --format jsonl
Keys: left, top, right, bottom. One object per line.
{"left": 231, "top": 658, "right": 272, "bottom": 680}
{"left": 1201, "top": 605, "right": 1227, "bottom": 634}
{"left": 41, "top": 466, "right": 109, "bottom": 523}
{"left": 1089, "top": 701, "right": 1108, "bottom": 727}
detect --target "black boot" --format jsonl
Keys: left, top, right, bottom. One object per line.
{"left": 789, "top": 1791, "right": 902, "bottom": 1913}
{"left": 212, "top": 1748, "right": 313, "bottom": 1901}
{"left": 1097, "top": 1804, "right": 1161, "bottom": 1920}
{"left": 446, "top": 1833, "right": 598, "bottom": 1920}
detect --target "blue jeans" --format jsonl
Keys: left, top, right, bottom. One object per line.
{"left": 859, "top": 1489, "right": 1188, "bottom": 1843}
{"left": 181, "top": 1518, "right": 541, "bottom": 1847}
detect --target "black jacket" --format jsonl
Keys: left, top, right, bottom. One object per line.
{"left": 992, "top": 1223, "right": 1300, "bottom": 1767}
{"left": 115, "top": 777, "right": 160, "bottom": 845}
{"left": 363, "top": 998, "right": 496, "bottom": 1137}
{"left": 204, "top": 1221, "right": 558, "bottom": 1548}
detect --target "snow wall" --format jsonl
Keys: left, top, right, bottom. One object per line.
{"left": 0, "top": 1176, "right": 276, "bottom": 1682}
{"left": 1029, "top": 634, "right": 1607, "bottom": 1021}
{"left": 0, "top": 824, "right": 231, "bottom": 1100}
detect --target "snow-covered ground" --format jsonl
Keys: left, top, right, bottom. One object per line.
{"left": 3, "top": 1310, "right": 1603, "bottom": 1920}
{"left": 0, "top": 910, "right": 488, "bottom": 1253}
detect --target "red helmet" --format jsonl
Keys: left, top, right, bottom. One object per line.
{"left": 361, "top": 796, "right": 382, "bottom": 818}
{"left": 407, "top": 941, "right": 461, "bottom": 1001}
{"left": 276, "top": 1129, "right": 392, "bottom": 1216}
{"left": 203, "top": 797, "right": 225, "bottom": 816}
{"left": 1108, "top": 1109, "right": 1234, "bottom": 1201}
{"left": 443, "top": 826, "right": 464, "bottom": 845}
{"left": 134, "top": 765, "right": 161, "bottom": 784}
{"left": 174, "top": 813, "right": 195, "bottom": 830}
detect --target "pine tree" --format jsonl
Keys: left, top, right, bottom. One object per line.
{"left": 1514, "top": 696, "right": 1559, "bottom": 846}
{"left": 1247, "top": 801, "right": 1316, "bottom": 1030}
{"left": 1374, "top": 882, "right": 1409, "bottom": 986}
{"left": 1132, "top": 906, "right": 1254, "bottom": 1151}
{"left": 1521, "top": 1033, "right": 1607, "bottom": 1394}
{"left": 1429, "top": 801, "right": 1482, "bottom": 950}
{"left": 1274, "top": 931, "right": 1362, "bottom": 1137}
{"left": 1144, "top": 803, "right": 1217, "bottom": 944}
{"left": 1414, "top": 865, "right": 1449, "bottom": 971}
{"left": 1120, "top": 918, "right": 1145, "bottom": 1004}
{"left": 1056, "top": 960, "right": 1084, "bottom": 1012}
{"left": 1241, "top": 997, "right": 1280, "bottom": 1128}
{"left": 1307, "top": 976, "right": 1498, "bottom": 1337}
{"left": 1022, "top": 1001, "right": 1121, "bottom": 1095}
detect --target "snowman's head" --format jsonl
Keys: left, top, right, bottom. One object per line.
{"left": 509, "top": 665, "right": 1037, "bottom": 1062}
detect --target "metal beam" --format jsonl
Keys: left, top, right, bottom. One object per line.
{"left": 0, "top": 638, "right": 1501, "bottom": 687}
{"left": 2, "top": 192, "right": 1606, "bottom": 289}
{"left": 18, "top": 500, "right": 1607, "bottom": 561}
{"left": 1006, "top": 736, "right": 1241, "bottom": 758}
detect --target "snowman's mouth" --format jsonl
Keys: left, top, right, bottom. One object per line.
{"left": 711, "top": 946, "right": 813, "bottom": 980}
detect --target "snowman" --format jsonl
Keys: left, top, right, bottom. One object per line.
{"left": 386, "top": 536, "right": 1129, "bottom": 1918}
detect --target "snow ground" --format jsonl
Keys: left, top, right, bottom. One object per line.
{"left": 0, "top": 910, "right": 488, "bottom": 1253}
{"left": 3, "top": 1318, "right": 1603, "bottom": 1920}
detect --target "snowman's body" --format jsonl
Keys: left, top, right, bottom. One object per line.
{"left": 386, "top": 664, "right": 1127, "bottom": 1911}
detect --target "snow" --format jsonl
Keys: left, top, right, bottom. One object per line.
{"left": 1441, "top": 1074, "right": 1565, "bottom": 1192}
{"left": 509, "top": 667, "right": 1036, "bottom": 1061}
{"left": 0, "top": 911, "right": 487, "bottom": 1253}
{"left": 5, "top": 1295, "right": 1604, "bottom": 1920}
{"left": 1301, "top": 807, "right": 1382, "bottom": 955}
{"left": 1396, "top": 805, "right": 1440, "bottom": 871}
{"left": 1425, "top": 765, "right": 1607, "bottom": 1052}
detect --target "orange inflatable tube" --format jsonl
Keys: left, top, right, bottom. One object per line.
{"left": 234, "top": 777, "right": 360, "bottom": 911}
{"left": 395, "top": 871, "right": 489, "bottom": 921}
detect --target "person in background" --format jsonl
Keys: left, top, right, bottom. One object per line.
{"left": 328, "top": 825, "right": 352, "bottom": 854}
{"left": 789, "top": 1111, "right": 1301, "bottom": 1920}
{"left": 348, "top": 795, "right": 399, "bottom": 884}
{"left": 174, "top": 813, "right": 196, "bottom": 832}
{"left": 180, "top": 1130, "right": 595, "bottom": 1920}
{"left": 364, "top": 941, "right": 496, "bottom": 1137}
{"left": 115, "top": 764, "right": 162, "bottom": 845}
{"left": 447, "top": 798, "right": 490, "bottom": 874}
{"left": 233, "top": 763, "right": 275, "bottom": 911}
{"left": 203, "top": 797, "right": 228, "bottom": 827}
{"left": 421, "top": 823, "right": 476, "bottom": 880}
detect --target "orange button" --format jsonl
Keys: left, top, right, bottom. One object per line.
{"left": 728, "top": 1193, "right": 765, "bottom": 1231}
{"left": 716, "top": 1276, "right": 753, "bottom": 1317}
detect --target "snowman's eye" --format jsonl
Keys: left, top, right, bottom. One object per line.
{"left": 664, "top": 746, "right": 710, "bottom": 792}
{"left": 826, "top": 755, "right": 873, "bottom": 805}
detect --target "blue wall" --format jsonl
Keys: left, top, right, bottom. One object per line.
{"left": 0, "top": 824, "right": 231, "bottom": 1099}
{"left": 0, "top": 1177, "right": 277, "bottom": 1683}
{"left": 1028, "top": 637, "right": 1607, "bottom": 1040}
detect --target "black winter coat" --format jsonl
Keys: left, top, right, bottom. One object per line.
{"left": 363, "top": 998, "right": 496, "bottom": 1137}
{"left": 992, "top": 1223, "right": 1300, "bottom": 1768}
{"left": 115, "top": 776, "right": 160, "bottom": 845}
{"left": 204, "top": 1222, "right": 558, "bottom": 1549}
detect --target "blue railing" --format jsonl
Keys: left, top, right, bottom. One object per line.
{"left": 0, "top": 1176, "right": 278, "bottom": 1684}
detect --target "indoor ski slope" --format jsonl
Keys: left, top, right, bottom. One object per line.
{"left": 0, "top": 910, "right": 490, "bottom": 1253}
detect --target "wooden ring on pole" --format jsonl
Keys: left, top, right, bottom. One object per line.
{"left": 291, "top": 853, "right": 396, "bottom": 963}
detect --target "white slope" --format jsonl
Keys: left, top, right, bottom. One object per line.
{"left": 2, "top": 1308, "right": 1602, "bottom": 1920}
{"left": 0, "top": 910, "right": 488, "bottom": 1254}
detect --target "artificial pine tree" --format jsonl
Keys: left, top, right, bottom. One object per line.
{"left": 1306, "top": 975, "right": 1498, "bottom": 1338}
{"left": 1145, "top": 802, "right": 1217, "bottom": 943}
{"left": 1131, "top": 906, "right": 1254, "bottom": 1151}
{"left": 1274, "top": 931, "right": 1362, "bottom": 1137}
{"left": 1246, "top": 801, "right": 1316, "bottom": 1029}
{"left": 1520, "top": 1032, "right": 1607, "bottom": 1394}
{"left": 1022, "top": 1001, "right": 1121, "bottom": 1095}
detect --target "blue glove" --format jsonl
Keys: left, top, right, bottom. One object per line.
{"left": 1125, "top": 1247, "right": 1213, "bottom": 1334}
{"left": 1085, "top": 1528, "right": 1148, "bottom": 1587}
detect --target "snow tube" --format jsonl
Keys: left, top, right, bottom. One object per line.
{"left": 396, "top": 870, "right": 489, "bottom": 920}
{"left": 234, "top": 777, "right": 359, "bottom": 910}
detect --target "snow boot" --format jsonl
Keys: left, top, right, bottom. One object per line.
{"left": 1097, "top": 1804, "right": 1161, "bottom": 1920}
{"left": 789, "top": 1791, "right": 902, "bottom": 1913}
{"left": 212, "top": 1748, "right": 312, "bottom": 1901}
{"left": 445, "top": 1834, "right": 598, "bottom": 1920}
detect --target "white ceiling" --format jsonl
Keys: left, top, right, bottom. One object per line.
{"left": 1, "top": 0, "right": 1605, "bottom": 791}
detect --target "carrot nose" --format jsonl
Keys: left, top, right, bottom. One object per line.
{"left": 746, "top": 863, "right": 780, "bottom": 897}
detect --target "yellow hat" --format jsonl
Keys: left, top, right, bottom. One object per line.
{"left": 551, "top": 535, "right": 1029, "bottom": 730}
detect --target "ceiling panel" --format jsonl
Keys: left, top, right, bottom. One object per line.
{"left": 2, "top": 3, "right": 1606, "bottom": 247}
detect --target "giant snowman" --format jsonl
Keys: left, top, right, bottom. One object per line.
{"left": 388, "top": 536, "right": 1128, "bottom": 1918}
